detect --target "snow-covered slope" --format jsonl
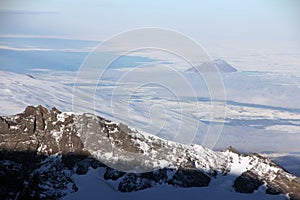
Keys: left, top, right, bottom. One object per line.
{"left": 1, "top": 105, "right": 299, "bottom": 199}
{"left": 1, "top": 70, "right": 300, "bottom": 155}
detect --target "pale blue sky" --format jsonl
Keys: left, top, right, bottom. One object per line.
{"left": 0, "top": 0, "right": 299, "bottom": 42}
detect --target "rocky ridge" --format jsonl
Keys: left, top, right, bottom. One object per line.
{"left": 0, "top": 105, "right": 299, "bottom": 199}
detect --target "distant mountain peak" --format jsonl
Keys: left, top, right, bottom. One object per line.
{"left": 185, "top": 58, "right": 237, "bottom": 73}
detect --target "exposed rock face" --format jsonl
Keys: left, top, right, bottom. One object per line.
{"left": 234, "top": 170, "right": 264, "bottom": 193}
{"left": 168, "top": 159, "right": 210, "bottom": 187}
{"left": 0, "top": 105, "right": 85, "bottom": 199}
{"left": 266, "top": 174, "right": 300, "bottom": 200}
{"left": 0, "top": 105, "right": 299, "bottom": 199}
{"left": 0, "top": 105, "right": 85, "bottom": 155}
{"left": 0, "top": 151, "right": 78, "bottom": 199}
{"left": 104, "top": 167, "right": 126, "bottom": 181}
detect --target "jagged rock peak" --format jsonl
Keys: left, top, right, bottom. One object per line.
{"left": 226, "top": 146, "right": 240, "bottom": 154}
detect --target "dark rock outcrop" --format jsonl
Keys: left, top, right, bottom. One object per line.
{"left": 168, "top": 159, "right": 210, "bottom": 187}
{"left": 233, "top": 170, "right": 264, "bottom": 193}
{"left": 266, "top": 174, "right": 300, "bottom": 200}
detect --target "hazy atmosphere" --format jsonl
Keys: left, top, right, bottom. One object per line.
{"left": 1, "top": 1, "right": 300, "bottom": 199}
